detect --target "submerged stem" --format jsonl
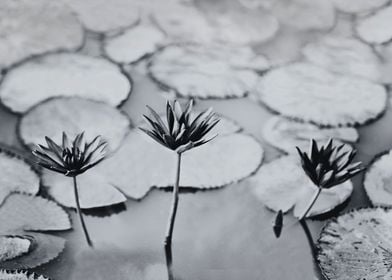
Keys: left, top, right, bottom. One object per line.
{"left": 164, "top": 152, "right": 182, "bottom": 280}
{"left": 73, "top": 176, "right": 93, "bottom": 248}
{"left": 299, "top": 187, "right": 322, "bottom": 221}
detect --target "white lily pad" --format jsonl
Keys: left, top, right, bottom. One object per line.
{"left": 273, "top": 0, "right": 335, "bottom": 31}
{"left": 0, "top": 147, "right": 40, "bottom": 205}
{"left": 251, "top": 155, "right": 353, "bottom": 218}
{"left": 149, "top": 44, "right": 269, "bottom": 99}
{"left": 302, "top": 36, "right": 382, "bottom": 82}
{"left": 331, "top": 0, "right": 389, "bottom": 14}
{"left": 364, "top": 150, "right": 392, "bottom": 207}
{"left": 63, "top": 0, "right": 139, "bottom": 33}
{"left": 104, "top": 23, "right": 165, "bottom": 64}
{"left": 318, "top": 208, "right": 392, "bottom": 280}
{"left": 355, "top": 6, "right": 392, "bottom": 44}
{"left": 0, "top": 270, "right": 50, "bottom": 280}
{"left": 256, "top": 63, "right": 387, "bottom": 127}
{"left": 0, "top": 233, "right": 65, "bottom": 270}
{"left": 262, "top": 116, "right": 359, "bottom": 154}
{"left": 0, "top": 236, "right": 31, "bottom": 262}
{"left": 0, "top": 53, "right": 131, "bottom": 113}
{"left": 43, "top": 119, "right": 263, "bottom": 206}
{"left": 0, "top": 0, "right": 83, "bottom": 70}
{"left": 0, "top": 194, "right": 71, "bottom": 233}
{"left": 19, "top": 97, "right": 130, "bottom": 152}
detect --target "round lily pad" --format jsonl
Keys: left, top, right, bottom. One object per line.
{"left": 19, "top": 97, "right": 131, "bottom": 152}
{"left": 0, "top": 194, "right": 71, "bottom": 233}
{"left": 0, "top": 147, "right": 40, "bottom": 205}
{"left": 0, "top": 0, "right": 84, "bottom": 70}
{"left": 104, "top": 23, "right": 166, "bottom": 64}
{"left": 256, "top": 63, "right": 387, "bottom": 127}
{"left": 262, "top": 116, "right": 359, "bottom": 154}
{"left": 0, "top": 236, "right": 31, "bottom": 262}
{"left": 0, "top": 233, "right": 65, "bottom": 270}
{"left": 63, "top": 0, "right": 139, "bottom": 34}
{"left": 302, "top": 36, "right": 382, "bottom": 82}
{"left": 149, "top": 44, "right": 269, "bottom": 99}
{"left": 0, "top": 53, "right": 131, "bottom": 113}
{"left": 0, "top": 270, "right": 50, "bottom": 280}
{"left": 331, "top": 0, "right": 389, "bottom": 14}
{"left": 355, "top": 6, "right": 392, "bottom": 44}
{"left": 43, "top": 117, "right": 263, "bottom": 207}
{"left": 251, "top": 155, "right": 353, "bottom": 218}
{"left": 364, "top": 150, "right": 392, "bottom": 207}
{"left": 318, "top": 208, "right": 392, "bottom": 280}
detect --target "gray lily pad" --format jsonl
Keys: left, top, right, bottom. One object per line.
{"left": 0, "top": 270, "right": 50, "bottom": 280}
{"left": 331, "top": 0, "right": 389, "bottom": 14}
{"left": 0, "top": 53, "right": 131, "bottom": 113}
{"left": 355, "top": 6, "right": 392, "bottom": 44}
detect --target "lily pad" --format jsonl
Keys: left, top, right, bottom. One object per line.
{"left": 331, "top": 0, "right": 389, "bottom": 14}
{"left": 0, "top": 236, "right": 31, "bottom": 262}
{"left": 355, "top": 6, "right": 392, "bottom": 44}
{"left": 0, "top": 147, "right": 40, "bottom": 205}
{"left": 251, "top": 155, "right": 353, "bottom": 218}
{"left": 262, "top": 116, "right": 359, "bottom": 154}
{"left": 0, "top": 0, "right": 84, "bottom": 70}
{"left": 318, "top": 208, "right": 392, "bottom": 280}
{"left": 19, "top": 97, "right": 131, "bottom": 152}
{"left": 0, "top": 53, "right": 131, "bottom": 113}
{"left": 104, "top": 23, "right": 166, "bottom": 64}
{"left": 302, "top": 36, "right": 382, "bottom": 82}
{"left": 43, "top": 117, "right": 263, "bottom": 207}
{"left": 364, "top": 150, "right": 392, "bottom": 207}
{"left": 0, "top": 194, "right": 71, "bottom": 233}
{"left": 149, "top": 44, "right": 269, "bottom": 99}
{"left": 256, "top": 63, "right": 387, "bottom": 127}
{"left": 0, "top": 270, "right": 50, "bottom": 280}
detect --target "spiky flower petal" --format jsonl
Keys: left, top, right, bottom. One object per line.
{"left": 32, "top": 132, "right": 107, "bottom": 177}
{"left": 140, "top": 100, "right": 220, "bottom": 153}
{"left": 296, "top": 139, "right": 363, "bottom": 189}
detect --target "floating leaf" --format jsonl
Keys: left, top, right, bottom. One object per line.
{"left": 19, "top": 97, "right": 130, "bottom": 152}
{"left": 43, "top": 118, "right": 263, "bottom": 207}
{"left": 0, "top": 235, "right": 31, "bottom": 262}
{"left": 355, "top": 6, "right": 392, "bottom": 44}
{"left": 0, "top": 147, "right": 40, "bottom": 205}
{"left": 331, "top": 0, "right": 389, "bottom": 13}
{"left": 251, "top": 155, "right": 353, "bottom": 218}
{"left": 0, "top": 0, "right": 83, "bottom": 70}
{"left": 149, "top": 44, "right": 269, "bottom": 99}
{"left": 104, "top": 23, "right": 165, "bottom": 64}
{"left": 0, "top": 270, "right": 50, "bottom": 280}
{"left": 364, "top": 150, "right": 392, "bottom": 207}
{"left": 1, "top": 54, "right": 131, "bottom": 113}
{"left": 256, "top": 63, "right": 387, "bottom": 126}
{"left": 318, "top": 208, "right": 392, "bottom": 280}
{"left": 303, "top": 36, "right": 382, "bottom": 82}
{"left": 262, "top": 116, "right": 358, "bottom": 154}
{"left": 0, "top": 194, "right": 71, "bottom": 233}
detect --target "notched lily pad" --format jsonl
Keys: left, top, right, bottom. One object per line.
{"left": 256, "top": 63, "right": 387, "bottom": 127}
{"left": 0, "top": 236, "right": 32, "bottom": 262}
{"left": 0, "top": 0, "right": 84, "bottom": 70}
{"left": 331, "top": 0, "right": 389, "bottom": 14}
{"left": 0, "top": 194, "right": 71, "bottom": 232}
{"left": 19, "top": 97, "right": 131, "bottom": 152}
{"left": 364, "top": 150, "right": 392, "bottom": 207}
{"left": 0, "top": 270, "right": 50, "bottom": 280}
{"left": 0, "top": 147, "right": 40, "bottom": 205}
{"left": 0, "top": 53, "right": 131, "bottom": 113}
{"left": 251, "top": 155, "right": 353, "bottom": 218}
{"left": 104, "top": 23, "right": 165, "bottom": 64}
{"left": 262, "top": 116, "right": 358, "bottom": 154}
{"left": 318, "top": 208, "right": 392, "bottom": 280}
{"left": 149, "top": 44, "right": 269, "bottom": 99}
{"left": 355, "top": 6, "right": 392, "bottom": 44}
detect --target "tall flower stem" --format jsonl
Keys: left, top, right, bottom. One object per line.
{"left": 164, "top": 152, "right": 182, "bottom": 280}
{"left": 73, "top": 176, "right": 93, "bottom": 248}
{"left": 299, "top": 187, "right": 322, "bottom": 221}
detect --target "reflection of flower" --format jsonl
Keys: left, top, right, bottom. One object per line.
{"left": 296, "top": 139, "right": 362, "bottom": 189}
{"left": 140, "top": 100, "right": 219, "bottom": 154}
{"left": 32, "top": 132, "right": 107, "bottom": 177}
